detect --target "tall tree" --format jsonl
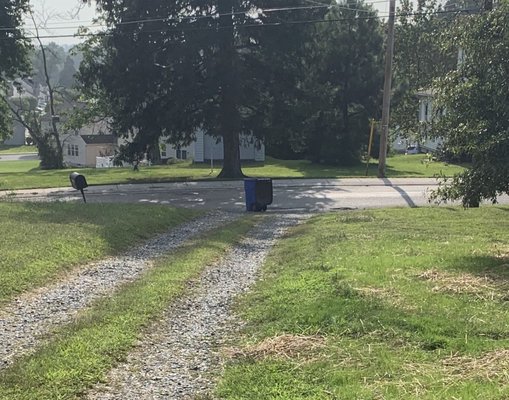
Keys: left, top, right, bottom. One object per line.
{"left": 0, "top": 0, "right": 31, "bottom": 139}
{"left": 4, "top": 13, "right": 66, "bottom": 168}
{"left": 431, "top": 2, "right": 509, "bottom": 207}
{"left": 79, "top": 0, "right": 319, "bottom": 177}
{"left": 297, "top": 1, "right": 383, "bottom": 165}
{"left": 30, "top": 42, "right": 66, "bottom": 87}
{"left": 58, "top": 55, "right": 77, "bottom": 89}
{"left": 391, "top": 0, "right": 456, "bottom": 142}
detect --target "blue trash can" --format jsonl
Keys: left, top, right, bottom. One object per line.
{"left": 244, "top": 178, "right": 273, "bottom": 211}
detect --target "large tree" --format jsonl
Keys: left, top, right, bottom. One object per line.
{"left": 391, "top": 0, "right": 456, "bottom": 142}
{"left": 79, "top": 0, "right": 318, "bottom": 177}
{"left": 0, "top": 0, "right": 31, "bottom": 139}
{"left": 431, "top": 2, "right": 509, "bottom": 206}
{"left": 301, "top": 1, "right": 383, "bottom": 165}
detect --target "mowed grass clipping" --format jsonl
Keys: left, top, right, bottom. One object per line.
{"left": 0, "top": 215, "right": 259, "bottom": 400}
{"left": 0, "top": 202, "right": 200, "bottom": 303}
{"left": 217, "top": 207, "right": 509, "bottom": 399}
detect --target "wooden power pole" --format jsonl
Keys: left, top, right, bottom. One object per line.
{"left": 377, "top": 0, "right": 396, "bottom": 178}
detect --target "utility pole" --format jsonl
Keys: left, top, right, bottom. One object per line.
{"left": 378, "top": 0, "right": 396, "bottom": 178}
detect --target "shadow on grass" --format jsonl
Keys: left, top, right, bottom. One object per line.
{"left": 448, "top": 255, "right": 509, "bottom": 282}
{"left": 2, "top": 202, "right": 195, "bottom": 253}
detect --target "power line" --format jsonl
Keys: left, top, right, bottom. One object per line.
{"left": 2, "top": 7, "right": 476, "bottom": 41}
{"left": 8, "top": 3, "right": 364, "bottom": 33}
{"left": 4, "top": 0, "right": 452, "bottom": 32}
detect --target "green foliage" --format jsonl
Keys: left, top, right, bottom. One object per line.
{"left": 58, "top": 56, "right": 77, "bottom": 89}
{"left": 303, "top": 1, "right": 383, "bottom": 165}
{"left": 30, "top": 42, "right": 67, "bottom": 87}
{"left": 78, "top": 0, "right": 385, "bottom": 175}
{"left": 391, "top": 0, "right": 456, "bottom": 141}
{"left": 0, "top": 0, "right": 31, "bottom": 83}
{"left": 0, "top": 0, "right": 31, "bottom": 140}
{"left": 432, "top": 3, "right": 509, "bottom": 206}
{"left": 0, "top": 202, "right": 199, "bottom": 303}
{"left": 218, "top": 207, "right": 509, "bottom": 398}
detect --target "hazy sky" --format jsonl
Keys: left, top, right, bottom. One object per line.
{"left": 28, "top": 0, "right": 97, "bottom": 45}
{"left": 29, "top": 0, "right": 392, "bottom": 45}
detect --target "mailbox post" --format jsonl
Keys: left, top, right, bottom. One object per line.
{"left": 69, "top": 172, "right": 88, "bottom": 203}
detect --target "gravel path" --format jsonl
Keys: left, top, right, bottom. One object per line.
{"left": 0, "top": 211, "right": 239, "bottom": 369}
{"left": 86, "top": 213, "right": 307, "bottom": 400}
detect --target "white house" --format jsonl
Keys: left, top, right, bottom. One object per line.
{"left": 3, "top": 121, "right": 27, "bottom": 146}
{"left": 62, "top": 134, "right": 116, "bottom": 167}
{"left": 161, "top": 130, "right": 265, "bottom": 163}
{"left": 416, "top": 89, "right": 443, "bottom": 152}
{"left": 3, "top": 79, "right": 40, "bottom": 146}
{"left": 391, "top": 89, "right": 443, "bottom": 154}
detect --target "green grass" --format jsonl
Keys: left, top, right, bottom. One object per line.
{"left": 0, "top": 202, "right": 200, "bottom": 304}
{"left": 216, "top": 207, "right": 509, "bottom": 399}
{"left": 0, "top": 145, "right": 37, "bottom": 154}
{"left": 0, "top": 155, "right": 465, "bottom": 191}
{"left": 0, "top": 215, "right": 259, "bottom": 400}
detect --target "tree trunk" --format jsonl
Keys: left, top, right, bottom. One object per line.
{"left": 148, "top": 137, "right": 162, "bottom": 165}
{"left": 217, "top": 0, "right": 244, "bottom": 179}
{"left": 39, "top": 140, "right": 64, "bottom": 169}
{"left": 219, "top": 131, "right": 243, "bottom": 178}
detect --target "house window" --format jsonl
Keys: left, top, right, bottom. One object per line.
{"left": 175, "top": 147, "right": 187, "bottom": 160}
{"left": 68, "top": 144, "right": 79, "bottom": 157}
{"left": 160, "top": 143, "right": 167, "bottom": 158}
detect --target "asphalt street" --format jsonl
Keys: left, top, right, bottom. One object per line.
{"left": 0, "top": 153, "right": 39, "bottom": 162}
{"left": 3, "top": 178, "right": 508, "bottom": 212}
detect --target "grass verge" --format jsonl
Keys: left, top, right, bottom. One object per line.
{"left": 0, "top": 145, "right": 37, "bottom": 154}
{"left": 0, "top": 202, "right": 200, "bottom": 304}
{"left": 0, "top": 215, "right": 259, "bottom": 400}
{"left": 217, "top": 207, "right": 509, "bottom": 399}
{"left": 0, "top": 155, "right": 465, "bottom": 191}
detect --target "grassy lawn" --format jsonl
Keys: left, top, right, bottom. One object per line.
{"left": 0, "top": 202, "right": 200, "bottom": 304}
{"left": 0, "top": 155, "right": 465, "bottom": 191}
{"left": 0, "top": 145, "right": 37, "bottom": 154}
{"left": 0, "top": 215, "right": 259, "bottom": 400}
{"left": 217, "top": 207, "right": 509, "bottom": 399}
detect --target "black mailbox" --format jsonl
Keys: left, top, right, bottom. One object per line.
{"left": 69, "top": 172, "right": 88, "bottom": 190}
{"left": 69, "top": 172, "right": 88, "bottom": 203}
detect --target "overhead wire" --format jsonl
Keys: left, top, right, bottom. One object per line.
{"left": 2, "top": 6, "right": 476, "bottom": 41}
{"left": 5, "top": 0, "right": 448, "bottom": 32}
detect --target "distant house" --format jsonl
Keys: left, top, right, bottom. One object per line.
{"left": 391, "top": 89, "right": 443, "bottom": 154}
{"left": 3, "top": 121, "right": 27, "bottom": 146}
{"left": 3, "top": 79, "right": 41, "bottom": 146}
{"left": 416, "top": 89, "right": 443, "bottom": 153}
{"left": 160, "top": 130, "right": 265, "bottom": 163}
{"left": 62, "top": 134, "right": 116, "bottom": 167}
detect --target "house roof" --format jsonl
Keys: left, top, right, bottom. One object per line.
{"left": 80, "top": 134, "right": 116, "bottom": 145}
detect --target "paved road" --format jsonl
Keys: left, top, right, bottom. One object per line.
{"left": 4, "top": 178, "right": 508, "bottom": 212}
{"left": 0, "top": 153, "right": 38, "bottom": 161}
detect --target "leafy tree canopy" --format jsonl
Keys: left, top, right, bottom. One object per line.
{"left": 0, "top": 0, "right": 31, "bottom": 139}
{"left": 79, "top": 0, "right": 323, "bottom": 176}
{"left": 391, "top": 0, "right": 456, "bottom": 141}
{"left": 432, "top": 2, "right": 509, "bottom": 206}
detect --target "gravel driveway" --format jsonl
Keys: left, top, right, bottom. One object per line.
{"left": 0, "top": 211, "right": 238, "bottom": 369}
{"left": 86, "top": 213, "right": 308, "bottom": 399}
